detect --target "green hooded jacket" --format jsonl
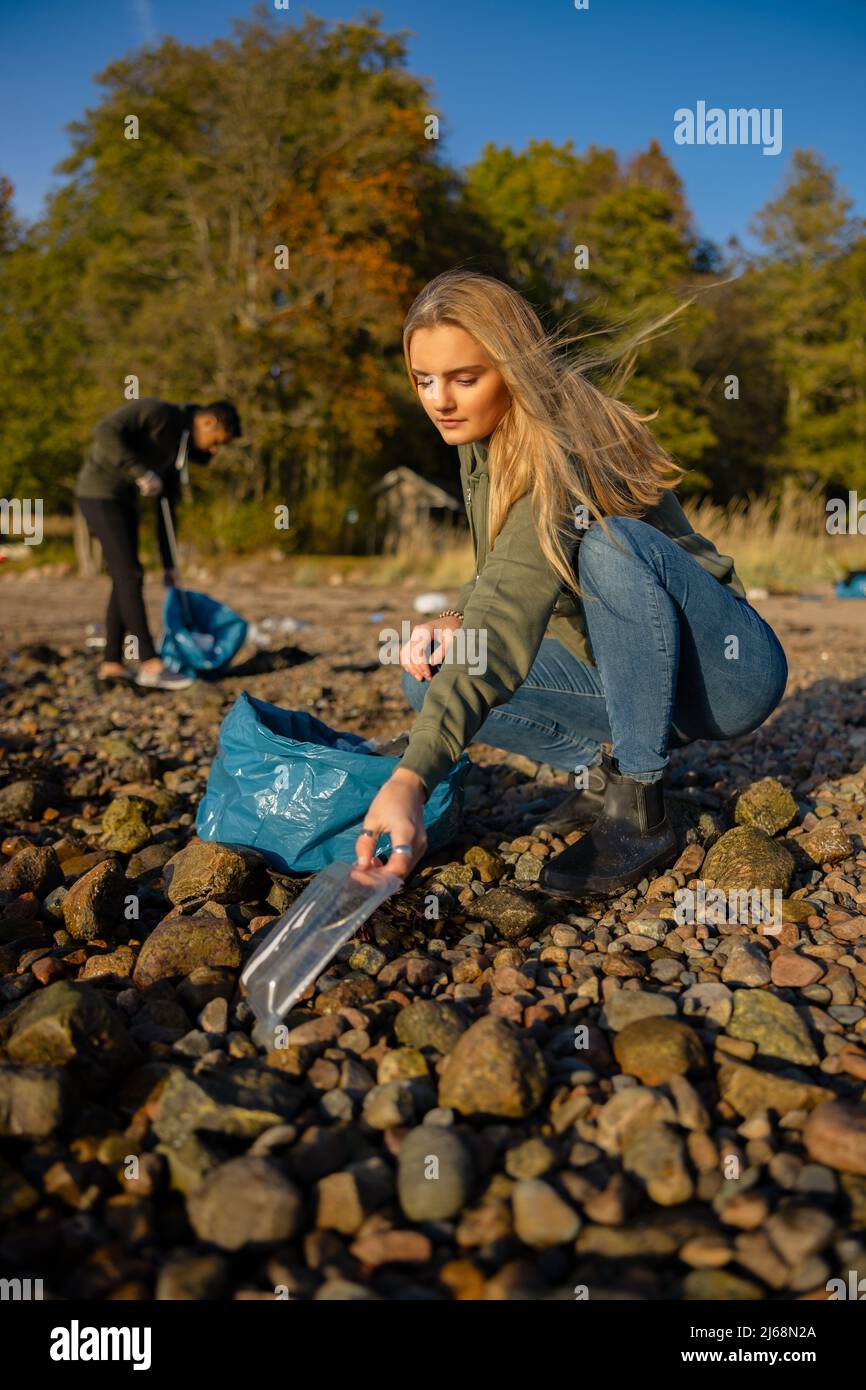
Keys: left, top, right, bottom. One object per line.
{"left": 398, "top": 437, "right": 745, "bottom": 796}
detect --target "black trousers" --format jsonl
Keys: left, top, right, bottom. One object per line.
{"left": 78, "top": 494, "right": 158, "bottom": 664}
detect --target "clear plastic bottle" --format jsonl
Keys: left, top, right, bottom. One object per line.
{"left": 242, "top": 860, "right": 402, "bottom": 1049}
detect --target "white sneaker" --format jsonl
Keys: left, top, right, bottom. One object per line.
{"left": 135, "top": 664, "right": 194, "bottom": 690}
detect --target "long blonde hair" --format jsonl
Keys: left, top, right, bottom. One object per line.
{"left": 402, "top": 269, "right": 685, "bottom": 592}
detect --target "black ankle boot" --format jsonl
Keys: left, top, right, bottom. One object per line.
{"left": 536, "top": 756, "right": 611, "bottom": 834}
{"left": 539, "top": 759, "right": 676, "bottom": 897}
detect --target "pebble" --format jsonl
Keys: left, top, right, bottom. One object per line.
{"left": 438, "top": 1016, "right": 547, "bottom": 1119}
{"left": 397, "top": 1126, "right": 474, "bottom": 1220}
{"left": 721, "top": 941, "right": 772, "bottom": 986}
{"left": 61, "top": 859, "right": 126, "bottom": 941}
{"left": 602, "top": 990, "right": 677, "bottom": 1031}
{"left": 512, "top": 1178, "right": 580, "bottom": 1247}
{"left": 362, "top": 1080, "right": 416, "bottom": 1130}
{"left": 803, "top": 1101, "right": 866, "bottom": 1175}
{"left": 613, "top": 1017, "right": 708, "bottom": 1085}
{"left": 727, "top": 988, "right": 820, "bottom": 1066}
{"left": 186, "top": 1157, "right": 303, "bottom": 1250}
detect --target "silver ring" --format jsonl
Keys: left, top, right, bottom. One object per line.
{"left": 392, "top": 844, "right": 414, "bottom": 855}
{"left": 359, "top": 828, "right": 376, "bottom": 838}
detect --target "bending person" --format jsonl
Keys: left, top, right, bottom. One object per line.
{"left": 76, "top": 396, "right": 241, "bottom": 690}
{"left": 355, "top": 270, "right": 787, "bottom": 899}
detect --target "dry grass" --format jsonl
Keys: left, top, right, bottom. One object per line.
{"left": 11, "top": 487, "right": 866, "bottom": 594}
{"left": 684, "top": 487, "right": 866, "bottom": 592}
{"left": 357, "top": 487, "right": 866, "bottom": 593}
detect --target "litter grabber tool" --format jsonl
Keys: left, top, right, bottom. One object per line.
{"left": 159, "top": 495, "right": 194, "bottom": 629}
{"left": 241, "top": 860, "right": 401, "bottom": 1049}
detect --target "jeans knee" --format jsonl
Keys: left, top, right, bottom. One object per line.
{"left": 579, "top": 515, "right": 646, "bottom": 584}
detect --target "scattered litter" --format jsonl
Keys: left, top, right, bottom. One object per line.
{"left": 247, "top": 616, "right": 310, "bottom": 649}
{"left": 242, "top": 861, "right": 402, "bottom": 1047}
{"left": 84, "top": 623, "right": 107, "bottom": 649}
{"left": 746, "top": 587, "right": 769, "bottom": 601}
{"left": 369, "top": 611, "right": 384, "bottom": 622}
{"left": 413, "top": 591, "right": 449, "bottom": 615}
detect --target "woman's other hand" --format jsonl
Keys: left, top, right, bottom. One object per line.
{"left": 400, "top": 615, "right": 462, "bottom": 681}
{"left": 354, "top": 767, "right": 428, "bottom": 878}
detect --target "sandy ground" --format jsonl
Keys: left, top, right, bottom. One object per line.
{"left": 2, "top": 563, "right": 866, "bottom": 698}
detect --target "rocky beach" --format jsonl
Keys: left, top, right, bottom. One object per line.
{"left": 1, "top": 567, "right": 866, "bottom": 1301}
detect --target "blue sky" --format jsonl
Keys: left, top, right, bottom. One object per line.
{"left": 1, "top": 0, "right": 863, "bottom": 247}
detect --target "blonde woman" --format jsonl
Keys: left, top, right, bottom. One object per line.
{"left": 355, "top": 271, "right": 788, "bottom": 897}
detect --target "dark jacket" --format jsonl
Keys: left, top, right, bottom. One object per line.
{"left": 399, "top": 436, "right": 746, "bottom": 795}
{"left": 76, "top": 398, "right": 208, "bottom": 566}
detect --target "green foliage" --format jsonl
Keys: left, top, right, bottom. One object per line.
{"left": 748, "top": 151, "right": 866, "bottom": 490}
{"left": 0, "top": 11, "right": 862, "bottom": 541}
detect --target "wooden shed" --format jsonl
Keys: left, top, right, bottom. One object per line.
{"left": 370, "top": 466, "right": 462, "bottom": 553}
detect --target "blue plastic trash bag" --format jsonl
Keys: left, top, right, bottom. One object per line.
{"left": 195, "top": 691, "right": 469, "bottom": 873}
{"left": 835, "top": 570, "right": 866, "bottom": 599}
{"left": 160, "top": 588, "right": 248, "bottom": 676}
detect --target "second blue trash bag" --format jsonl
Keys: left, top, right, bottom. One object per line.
{"left": 195, "top": 691, "right": 469, "bottom": 873}
{"left": 160, "top": 588, "right": 248, "bottom": 677}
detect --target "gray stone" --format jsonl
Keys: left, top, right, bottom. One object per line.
{"left": 0, "top": 1064, "right": 68, "bottom": 1138}
{"left": 397, "top": 1126, "right": 474, "bottom": 1220}
{"left": 727, "top": 989, "right": 820, "bottom": 1066}
{"left": 362, "top": 1080, "right": 415, "bottom": 1130}
{"left": 603, "top": 990, "right": 677, "bottom": 1032}
{"left": 187, "top": 1156, "right": 303, "bottom": 1250}
{"left": 721, "top": 941, "right": 772, "bottom": 987}
{"left": 681, "top": 982, "right": 734, "bottom": 1027}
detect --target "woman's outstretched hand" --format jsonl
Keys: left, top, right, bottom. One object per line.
{"left": 355, "top": 767, "right": 428, "bottom": 879}
{"left": 400, "top": 615, "right": 462, "bottom": 682}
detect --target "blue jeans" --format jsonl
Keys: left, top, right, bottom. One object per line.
{"left": 401, "top": 516, "right": 788, "bottom": 784}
